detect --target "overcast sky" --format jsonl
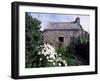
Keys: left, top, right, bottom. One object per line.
{"left": 29, "top": 12, "right": 90, "bottom": 33}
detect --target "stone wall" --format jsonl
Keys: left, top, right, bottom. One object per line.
{"left": 43, "top": 29, "right": 82, "bottom": 49}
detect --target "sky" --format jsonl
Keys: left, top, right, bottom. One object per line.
{"left": 28, "top": 12, "right": 90, "bottom": 33}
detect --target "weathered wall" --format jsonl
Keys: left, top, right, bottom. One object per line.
{"left": 43, "top": 29, "right": 82, "bottom": 48}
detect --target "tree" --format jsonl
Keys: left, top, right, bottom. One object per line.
{"left": 25, "top": 13, "right": 44, "bottom": 68}
{"left": 74, "top": 32, "right": 89, "bottom": 65}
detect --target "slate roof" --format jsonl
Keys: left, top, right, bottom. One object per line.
{"left": 44, "top": 17, "right": 83, "bottom": 31}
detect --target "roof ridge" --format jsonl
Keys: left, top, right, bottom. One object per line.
{"left": 44, "top": 21, "right": 82, "bottom": 30}
{"left": 48, "top": 21, "right": 73, "bottom": 23}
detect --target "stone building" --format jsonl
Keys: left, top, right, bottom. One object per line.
{"left": 43, "top": 17, "right": 85, "bottom": 49}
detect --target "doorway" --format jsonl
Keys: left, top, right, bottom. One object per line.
{"left": 58, "top": 37, "right": 64, "bottom": 49}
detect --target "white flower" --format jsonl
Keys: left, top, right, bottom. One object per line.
{"left": 58, "top": 63, "right": 62, "bottom": 66}
{"left": 38, "top": 52, "right": 41, "bottom": 55}
{"left": 49, "top": 55, "right": 55, "bottom": 59}
{"left": 46, "top": 56, "right": 49, "bottom": 60}
{"left": 48, "top": 60, "right": 53, "bottom": 62}
{"left": 40, "top": 58, "right": 42, "bottom": 61}
{"left": 53, "top": 63, "right": 55, "bottom": 65}
{"left": 59, "top": 54, "right": 61, "bottom": 56}
{"left": 38, "top": 43, "right": 68, "bottom": 66}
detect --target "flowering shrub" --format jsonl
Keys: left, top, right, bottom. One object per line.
{"left": 38, "top": 43, "right": 67, "bottom": 67}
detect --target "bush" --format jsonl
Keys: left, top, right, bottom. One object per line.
{"left": 74, "top": 41, "right": 89, "bottom": 63}
{"left": 25, "top": 13, "right": 45, "bottom": 68}
{"left": 74, "top": 34, "right": 89, "bottom": 64}
{"left": 56, "top": 47, "right": 78, "bottom": 66}
{"left": 67, "top": 58, "right": 78, "bottom": 66}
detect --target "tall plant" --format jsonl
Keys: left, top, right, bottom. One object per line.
{"left": 25, "top": 13, "right": 44, "bottom": 68}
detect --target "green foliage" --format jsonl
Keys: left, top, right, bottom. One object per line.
{"left": 56, "top": 47, "right": 77, "bottom": 66}
{"left": 75, "top": 33, "right": 89, "bottom": 45}
{"left": 74, "top": 33, "right": 89, "bottom": 64}
{"left": 46, "top": 61, "right": 55, "bottom": 67}
{"left": 25, "top": 13, "right": 46, "bottom": 68}
{"left": 56, "top": 48, "right": 70, "bottom": 58}
{"left": 67, "top": 58, "right": 78, "bottom": 66}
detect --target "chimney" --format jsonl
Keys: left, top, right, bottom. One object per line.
{"left": 75, "top": 17, "right": 80, "bottom": 24}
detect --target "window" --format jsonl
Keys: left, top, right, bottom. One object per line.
{"left": 59, "top": 37, "right": 64, "bottom": 42}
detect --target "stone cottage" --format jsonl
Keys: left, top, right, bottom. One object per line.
{"left": 43, "top": 17, "right": 85, "bottom": 49}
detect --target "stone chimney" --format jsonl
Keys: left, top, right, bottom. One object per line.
{"left": 75, "top": 17, "right": 80, "bottom": 24}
